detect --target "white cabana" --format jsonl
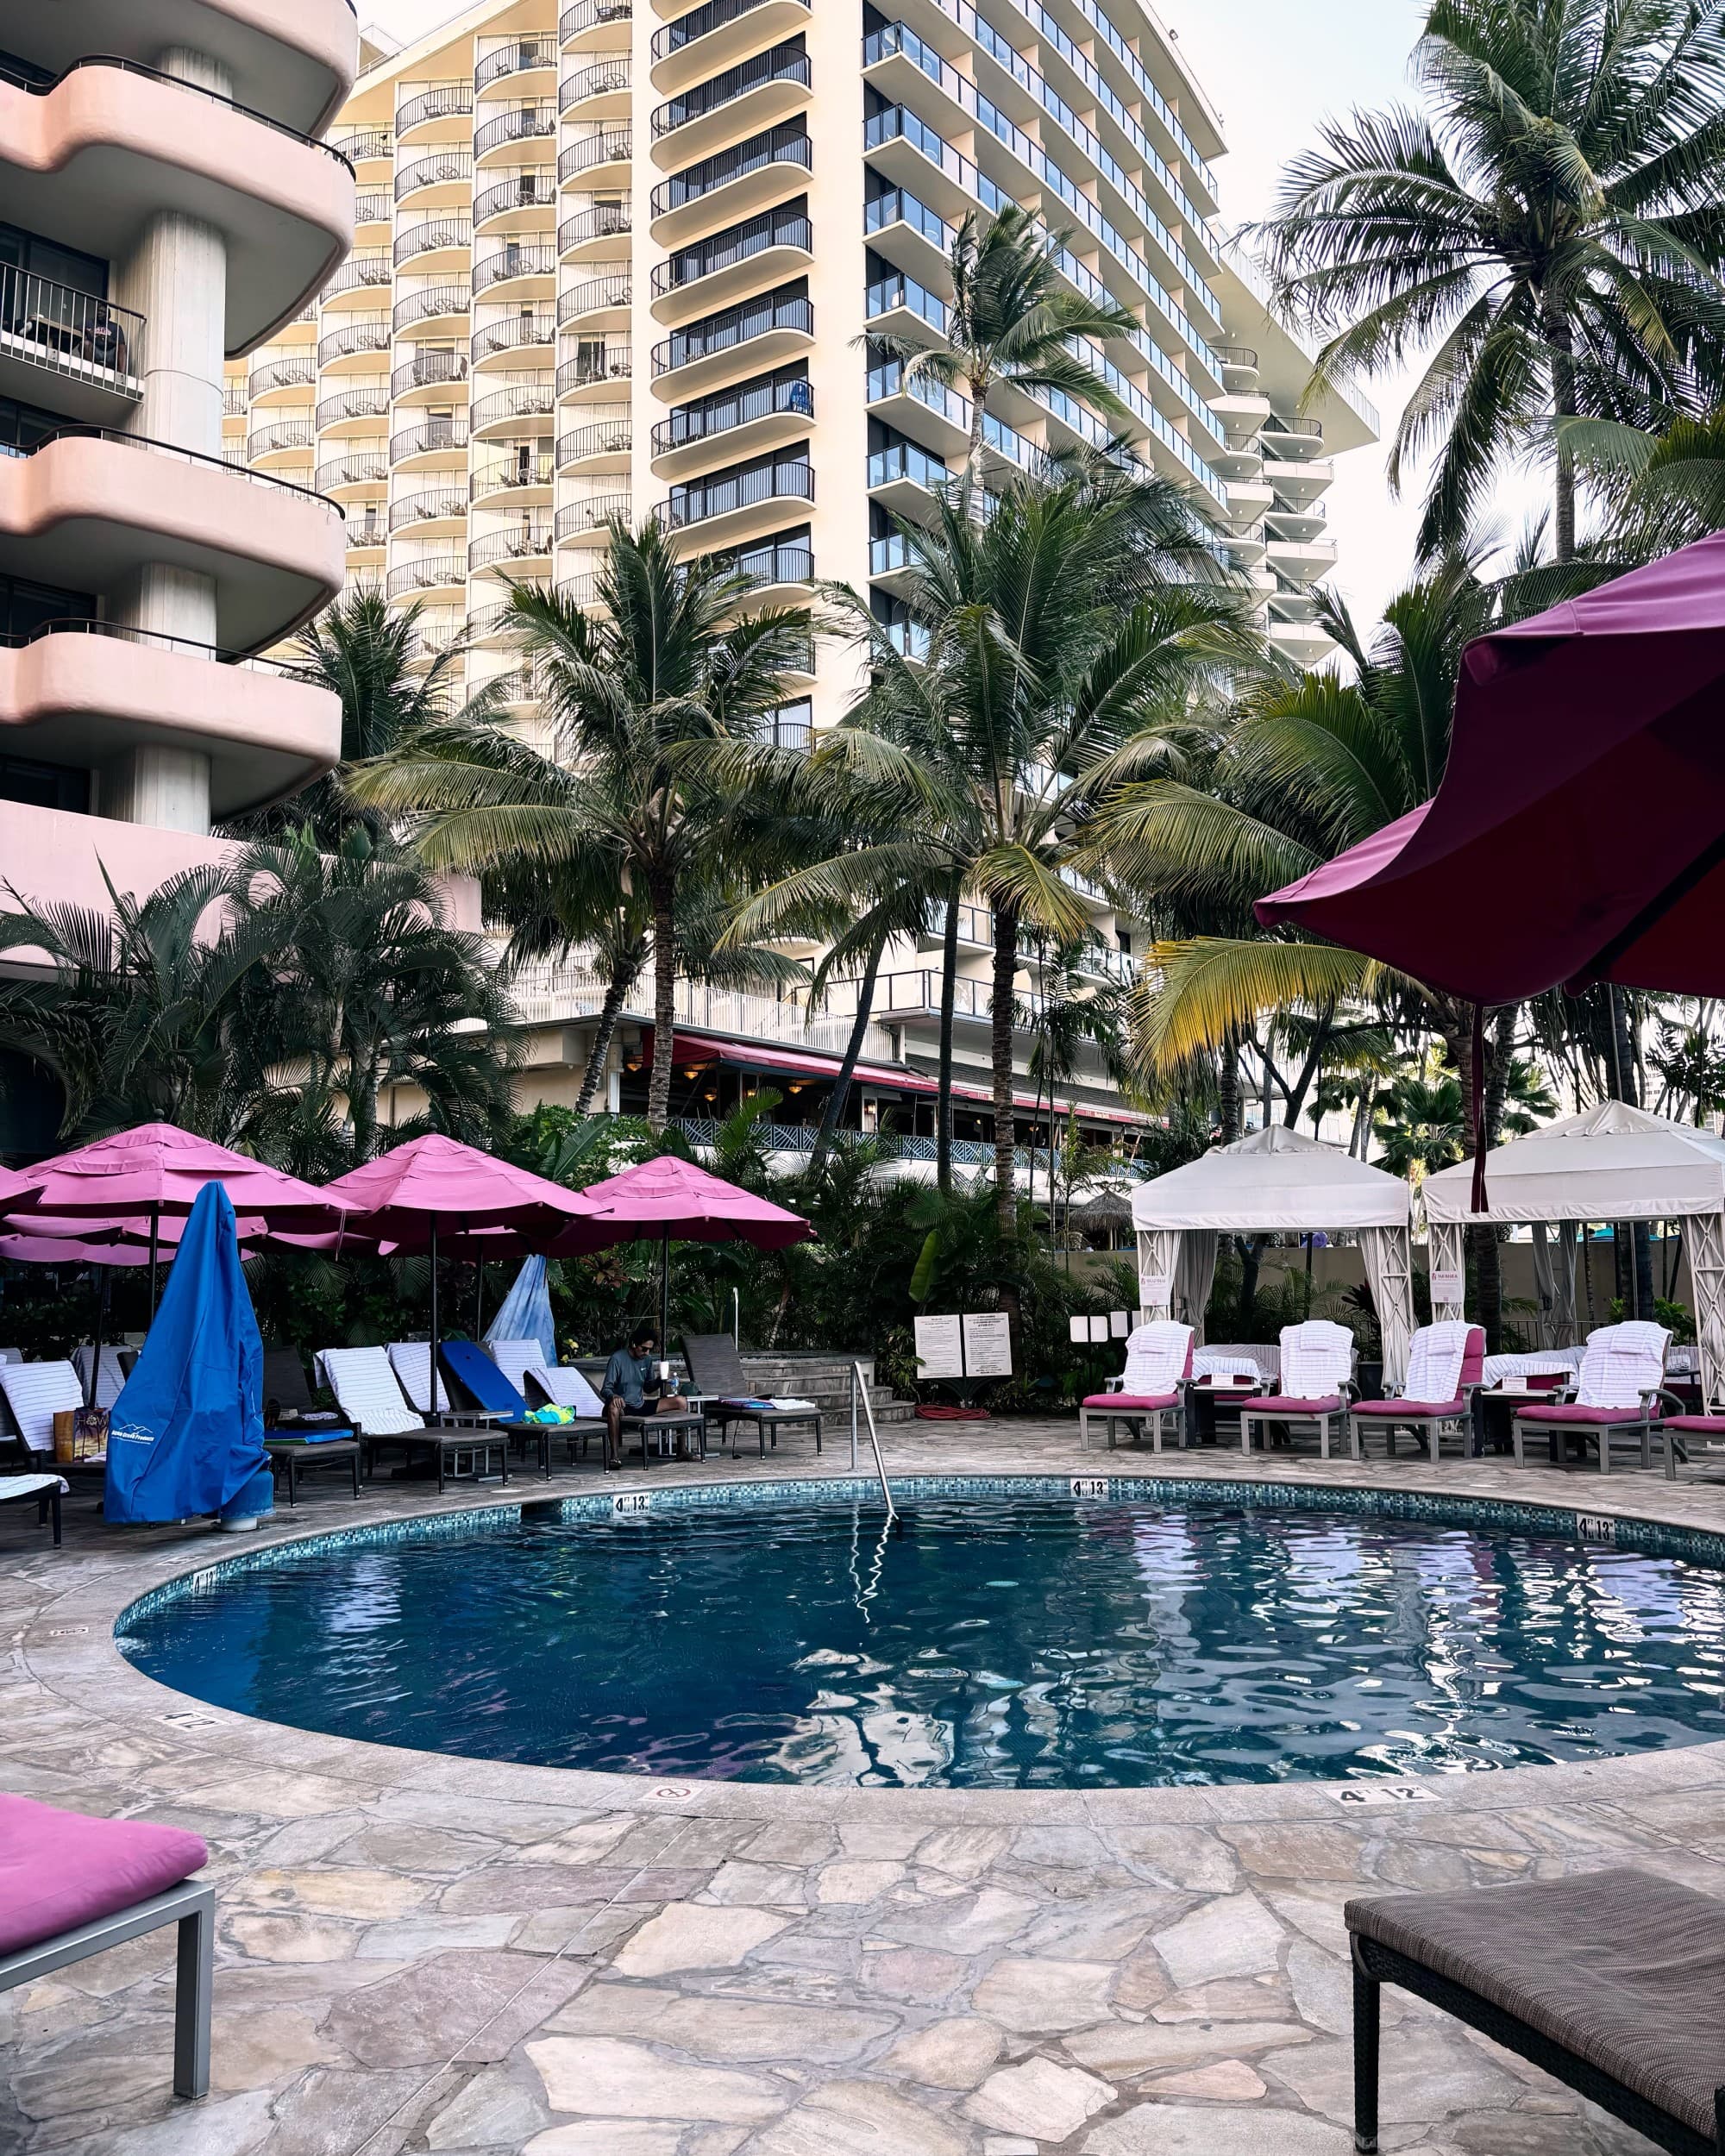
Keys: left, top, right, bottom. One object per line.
{"left": 1131, "top": 1125, "right": 1416, "bottom": 1386}
{"left": 1424, "top": 1100, "right": 1725, "bottom": 1404}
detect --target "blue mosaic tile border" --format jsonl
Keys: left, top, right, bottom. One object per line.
{"left": 114, "top": 1474, "right": 1725, "bottom": 1635}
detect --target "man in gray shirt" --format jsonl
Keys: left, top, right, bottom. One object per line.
{"left": 599, "top": 1321, "right": 658, "bottom": 1471}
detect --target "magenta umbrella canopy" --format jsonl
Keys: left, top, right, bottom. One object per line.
{"left": 568, "top": 1155, "right": 814, "bottom": 1251}
{"left": 2, "top": 1122, "right": 342, "bottom": 1230}
{"left": 1256, "top": 530, "right": 1725, "bottom": 1002}
{"left": 320, "top": 1131, "right": 599, "bottom": 1255}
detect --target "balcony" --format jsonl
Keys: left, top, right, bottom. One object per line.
{"left": 394, "top": 219, "right": 472, "bottom": 274}
{"left": 1262, "top": 415, "right": 1325, "bottom": 461}
{"left": 396, "top": 83, "right": 474, "bottom": 143}
{"left": 386, "top": 556, "right": 467, "bottom": 604}
{"left": 392, "top": 350, "right": 470, "bottom": 404}
{"left": 1214, "top": 345, "right": 1260, "bottom": 392}
{"left": 323, "top": 252, "right": 393, "bottom": 309}
{"left": 868, "top": 436, "right": 950, "bottom": 514}
{"left": 474, "top": 246, "right": 556, "bottom": 301}
{"left": 866, "top": 360, "right": 970, "bottom": 461}
{"left": 223, "top": 384, "right": 248, "bottom": 419}
{"left": 391, "top": 486, "right": 468, "bottom": 535}
{"left": 561, "top": 56, "right": 631, "bottom": 119}
{"left": 650, "top": 42, "right": 811, "bottom": 169}
{"left": 315, "top": 385, "right": 388, "bottom": 436}
{"left": 651, "top": 287, "right": 812, "bottom": 398}
{"left": 466, "top": 600, "right": 520, "bottom": 649}
{"left": 319, "top": 317, "right": 392, "bottom": 372}
{"left": 475, "top": 172, "right": 560, "bottom": 233}
{"left": 471, "top": 314, "right": 556, "bottom": 370}
{"left": 476, "top": 103, "right": 557, "bottom": 165}
{"left": 354, "top": 189, "right": 392, "bottom": 234}
{"left": 475, "top": 38, "right": 559, "bottom": 99}
{"left": 650, "top": 204, "right": 812, "bottom": 325}
{"left": 920, "top": 900, "right": 993, "bottom": 953}
{"left": 470, "top": 524, "right": 554, "bottom": 577}
{"left": 473, "top": 449, "right": 556, "bottom": 506}
{"left": 1262, "top": 452, "right": 1334, "bottom": 503}
{"left": 396, "top": 148, "right": 474, "bottom": 208}
{"left": 662, "top": 457, "right": 812, "bottom": 549}
{"left": 831, "top": 971, "right": 1044, "bottom": 1027}
{"left": 651, "top": 0, "right": 812, "bottom": 94}
{"left": 248, "top": 353, "right": 317, "bottom": 404}
{"left": 472, "top": 381, "right": 555, "bottom": 439}
{"left": 247, "top": 418, "right": 315, "bottom": 468}
{"left": 650, "top": 371, "right": 811, "bottom": 479}
{"left": 559, "top": 126, "right": 632, "bottom": 189}
{"left": 727, "top": 533, "right": 813, "bottom": 598}
{"left": 561, "top": 0, "right": 633, "bottom": 51}
{"left": 1263, "top": 533, "right": 1339, "bottom": 586}
{"left": 0, "top": 269, "right": 145, "bottom": 423}
{"left": 560, "top": 273, "right": 631, "bottom": 331}
{"left": 392, "top": 286, "right": 470, "bottom": 337}
{"left": 649, "top": 122, "right": 810, "bottom": 246}
{"left": 559, "top": 413, "right": 631, "bottom": 474}
{"left": 330, "top": 127, "right": 394, "bottom": 170}
{"left": 345, "top": 505, "right": 387, "bottom": 560}
{"left": 316, "top": 449, "right": 388, "bottom": 499}
{"left": 558, "top": 345, "right": 632, "bottom": 401}
{"left": 556, "top": 494, "right": 630, "bottom": 547}
{"left": 401, "top": 606, "right": 466, "bottom": 665}
{"left": 390, "top": 417, "right": 472, "bottom": 469}
{"left": 560, "top": 203, "right": 632, "bottom": 263}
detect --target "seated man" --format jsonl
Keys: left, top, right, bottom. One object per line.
{"left": 599, "top": 1323, "right": 660, "bottom": 1472}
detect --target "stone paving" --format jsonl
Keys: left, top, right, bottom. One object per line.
{"left": 10, "top": 1420, "right": 1725, "bottom": 2155}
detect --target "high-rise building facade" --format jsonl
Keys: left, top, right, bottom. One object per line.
{"left": 222, "top": 0, "right": 1377, "bottom": 1165}
{"left": 0, "top": 5, "right": 358, "bottom": 913}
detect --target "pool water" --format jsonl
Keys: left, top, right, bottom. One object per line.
{"left": 120, "top": 1495, "right": 1725, "bottom": 1788}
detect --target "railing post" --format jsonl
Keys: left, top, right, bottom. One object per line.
{"left": 850, "top": 1360, "right": 858, "bottom": 1472}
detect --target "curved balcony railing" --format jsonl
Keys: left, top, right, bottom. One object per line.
{"left": 344, "top": 507, "right": 387, "bottom": 548}
{"left": 317, "top": 450, "right": 388, "bottom": 492}
{"left": 473, "top": 450, "right": 556, "bottom": 501}
{"left": 472, "top": 385, "right": 555, "bottom": 434}
{"left": 316, "top": 386, "right": 389, "bottom": 432}
{"left": 1263, "top": 415, "right": 1324, "bottom": 445}
{"left": 392, "top": 351, "right": 469, "bottom": 398}
{"left": 11, "top": 55, "right": 354, "bottom": 171}
{"left": 0, "top": 616, "right": 322, "bottom": 686}
{"left": 730, "top": 536, "right": 813, "bottom": 586}
{"left": 474, "top": 174, "right": 558, "bottom": 224}
{"left": 555, "top": 573, "right": 599, "bottom": 608}
{"left": 651, "top": 122, "right": 809, "bottom": 218}
{"left": 391, "top": 417, "right": 473, "bottom": 461}
{"left": 475, "top": 105, "right": 555, "bottom": 159}
{"left": 558, "top": 347, "right": 631, "bottom": 395}
{"left": 392, "top": 487, "right": 467, "bottom": 531}
{"left": 354, "top": 191, "right": 392, "bottom": 226}
{"left": 561, "top": 0, "right": 631, "bottom": 40}
{"left": 560, "top": 204, "right": 632, "bottom": 254}
{"left": 475, "top": 39, "right": 557, "bottom": 93}
{"left": 651, "top": 43, "right": 810, "bottom": 141}
{"left": 652, "top": 205, "right": 812, "bottom": 298}
{"left": 474, "top": 247, "right": 556, "bottom": 295}
{"left": 556, "top": 496, "right": 629, "bottom": 541}
{"left": 223, "top": 385, "right": 248, "bottom": 417}
{"left": 471, "top": 314, "right": 555, "bottom": 363}
{"left": 559, "top": 417, "right": 631, "bottom": 465}
{"left": 560, "top": 273, "right": 630, "bottom": 324}
{"left": 652, "top": 0, "right": 808, "bottom": 60}
{"left": 392, "top": 286, "right": 471, "bottom": 334}
{"left": 652, "top": 289, "right": 810, "bottom": 376}
{"left": 470, "top": 526, "right": 553, "bottom": 572}
{"left": 246, "top": 420, "right": 314, "bottom": 461}
{"left": 0, "top": 267, "right": 144, "bottom": 397}
{"left": 330, "top": 126, "right": 393, "bottom": 165}
{"left": 248, "top": 354, "right": 315, "bottom": 398}
{"left": 394, "top": 220, "right": 472, "bottom": 267}
{"left": 1214, "top": 345, "right": 1258, "bottom": 371}
{"left": 651, "top": 372, "right": 811, "bottom": 455}
{"left": 9, "top": 424, "right": 331, "bottom": 511}
{"left": 395, "top": 149, "right": 474, "bottom": 203}
{"left": 664, "top": 459, "right": 812, "bottom": 530}
{"left": 386, "top": 557, "right": 466, "bottom": 599}
{"left": 319, "top": 319, "right": 392, "bottom": 368}
{"left": 561, "top": 57, "right": 630, "bottom": 110}
{"left": 559, "top": 127, "right": 631, "bottom": 182}
{"left": 396, "top": 83, "right": 474, "bottom": 135}
{"left": 323, "top": 253, "right": 393, "bottom": 300}
{"left": 466, "top": 599, "right": 518, "bottom": 641}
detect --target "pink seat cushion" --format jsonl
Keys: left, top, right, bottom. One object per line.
{"left": 1241, "top": 1395, "right": 1343, "bottom": 1415}
{"left": 1352, "top": 1397, "right": 1466, "bottom": 1418}
{"left": 1083, "top": 1393, "right": 1178, "bottom": 1412}
{"left": 1515, "top": 1403, "right": 1647, "bottom": 1425}
{"left": 0, "top": 1795, "right": 207, "bottom": 1957}
{"left": 1657, "top": 1416, "right": 1725, "bottom": 1433}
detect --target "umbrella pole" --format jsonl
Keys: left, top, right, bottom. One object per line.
{"left": 429, "top": 1217, "right": 442, "bottom": 1415}
{"left": 87, "top": 1265, "right": 110, "bottom": 1410}
{"left": 660, "top": 1231, "right": 670, "bottom": 1366}
{"left": 147, "top": 1206, "right": 160, "bottom": 1322}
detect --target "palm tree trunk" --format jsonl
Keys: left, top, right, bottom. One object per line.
{"left": 1548, "top": 312, "right": 1578, "bottom": 564}
{"left": 573, "top": 957, "right": 637, "bottom": 1118}
{"left": 647, "top": 872, "right": 676, "bottom": 1133}
{"left": 936, "top": 878, "right": 961, "bottom": 1192}
{"left": 1218, "top": 1038, "right": 1239, "bottom": 1144}
{"left": 990, "top": 903, "right": 1020, "bottom": 1235}
{"left": 811, "top": 936, "right": 883, "bottom": 1178}
{"left": 963, "top": 389, "right": 987, "bottom": 513}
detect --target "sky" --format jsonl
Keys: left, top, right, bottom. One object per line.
{"left": 358, "top": 0, "right": 1541, "bottom": 632}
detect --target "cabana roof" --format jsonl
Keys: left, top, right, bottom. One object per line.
{"left": 1130, "top": 1125, "right": 1412, "bottom": 1234}
{"left": 1424, "top": 1100, "right": 1725, "bottom": 1225}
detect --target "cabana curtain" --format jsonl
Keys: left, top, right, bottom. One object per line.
{"left": 1359, "top": 1227, "right": 1414, "bottom": 1388}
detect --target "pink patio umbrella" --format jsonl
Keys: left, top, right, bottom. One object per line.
{"left": 321, "top": 1134, "right": 601, "bottom": 1412}
{"left": 561, "top": 1155, "right": 814, "bottom": 1350}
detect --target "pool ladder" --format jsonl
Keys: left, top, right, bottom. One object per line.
{"left": 850, "top": 1361, "right": 898, "bottom": 1527}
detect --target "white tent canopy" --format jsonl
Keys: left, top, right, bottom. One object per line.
{"left": 1131, "top": 1126, "right": 1416, "bottom": 1384}
{"left": 1423, "top": 1101, "right": 1725, "bottom": 1401}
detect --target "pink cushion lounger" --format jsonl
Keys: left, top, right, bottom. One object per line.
{"left": 1347, "top": 1324, "right": 1485, "bottom": 1463}
{"left": 1080, "top": 1323, "right": 1193, "bottom": 1452}
{"left": 1239, "top": 1321, "right": 1356, "bottom": 1459}
{"left": 1510, "top": 1321, "right": 1672, "bottom": 1476}
{"left": 0, "top": 1795, "right": 213, "bottom": 2099}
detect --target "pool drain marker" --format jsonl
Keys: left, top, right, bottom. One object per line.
{"left": 1333, "top": 1783, "right": 1440, "bottom": 1808}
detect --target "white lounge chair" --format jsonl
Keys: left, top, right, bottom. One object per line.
{"left": 1348, "top": 1322, "right": 1485, "bottom": 1462}
{"left": 318, "top": 1347, "right": 508, "bottom": 1495}
{"left": 1239, "top": 1319, "right": 1357, "bottom": 1459}
{"left": 386, "top": 1342, "right": 454, "bottom": 1416}
{"left": 1511, "top": 1321, "right": 1672, "bottom": 1474}
{"left": 1080, "top": 1322, "right": 1194, "bottom": 1451}
{"left": 524, "top": 1363, "right": 605, "bottom": 1418}
{"left": 71, "top": 1344, "right": 128, "bottom": 1411}
{"left": 0, "top": 1361, "right": 85, "bottom": 1465}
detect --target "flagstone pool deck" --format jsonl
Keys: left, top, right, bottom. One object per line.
{"left": 10, "top": 1420, "right": 1725, "bottom": 2156}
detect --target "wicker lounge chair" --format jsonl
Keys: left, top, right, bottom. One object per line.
{"left": 1512, "top": 1320, "right": 1672, "bottom": 1475}
{"left": 1239, "top": 1319, "right": 1357, "bottom": 1459}
{"left": 1348, "top": 1868, "right": 1725, "bottom": 2155}
{"left": 1080, "top": 1321, "right": 1194, "bottom": 1451}
{"left": 682, "top": 1333, "right": 822, "bottom": 1457}
{"left": 1347, "top": 1323, "right": 1485, "bottom": 1462}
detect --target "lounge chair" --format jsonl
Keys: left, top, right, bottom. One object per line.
{"left": 0, "top": 1360, "right": 85, "bottom": 1470}
{"left": 1347, "top": 1322, "right": 1485, "bottom": 1462}
{"left": 1348, "top": 1869, "right": 1725, "bottom": 2156}
{"left": 386, "top": 1341, "right": 456, "bottom": 1418}
{"left": 72, "top": 1344, "right": 129, "bottom": 1411}
{"left": 439, "top": 1340, "right": 551, "bottom": 1478}
{"left": 682, "top": 1333, "right": 823, "bottom": 1457}
{"left": 0, "top": 1471, "right": 66, "bottom": 1545}
{"left": 317, "top": 1346, "right": 508, "bottom": 1495}
{"left": 1080, "top": 1321, "right": 1194, "bottom": 1451}
{"left": 0, "top": 1795, "right": 213, "bottom": 2101}
{"left": 1511, "top": 1320, "right": 1672, "bottom": 1474}
{"left": 485, "top": 1338, "right": 555, "bottom": 1400}
{"left": 507, "top": 1358, "right": 607, "bottom": 1460}
{"left": 1238, "top": 1319, "right": 1357, "bottom": 1459}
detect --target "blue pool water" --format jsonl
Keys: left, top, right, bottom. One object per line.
{"left": 119, "top": 1494, "right": 1725, "bottom": 1787}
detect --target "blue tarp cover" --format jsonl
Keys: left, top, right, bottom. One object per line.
{"left": 105, "top": 1182, "right": 268, "bottom": 1523}
{"left": 486, "top": 1254, "right": 556, "bottom": 1363}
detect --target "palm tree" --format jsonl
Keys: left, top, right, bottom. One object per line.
{"left": 342, "top": 521, "right": 817, "bottom": 1129}
{"left": 866, "top": 204, "right": 1144, "bottom": 499}
{"left": 1258, "top": 0, "right": 1725, "bottom": 561}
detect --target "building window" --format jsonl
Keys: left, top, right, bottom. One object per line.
{"left": 0, "top": 751, "right": 90, "bottom": 813}
{"left": 0, "top": 571, "right": 94, "bottom": 640}
{"left": 0, "top": 392, "right": 66, "bottom": 454}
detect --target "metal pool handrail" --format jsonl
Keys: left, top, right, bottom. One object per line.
{"left": 851, "top": 1361, "right": 897, "bottom": 1526}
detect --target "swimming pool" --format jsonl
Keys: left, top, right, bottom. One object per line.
{"left": 117, "top": 1480, "right": 1725, "bottom": 1789}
